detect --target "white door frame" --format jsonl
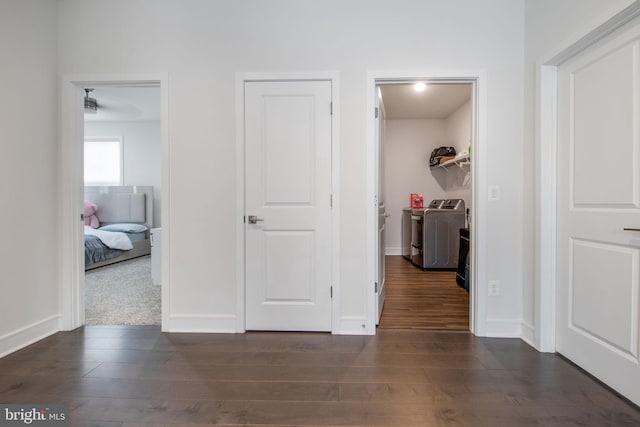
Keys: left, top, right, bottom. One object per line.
{"left": 366, "top": 70, "right": 487, "bottom": 336}
{"left": 59, "top": 73, "right": 170, "bottom": 331}
{"left": 536, "top": 2, "right": 640, "bottom": 352}
{"left": 235, "top": 72, "right": 341, "bottom": 333}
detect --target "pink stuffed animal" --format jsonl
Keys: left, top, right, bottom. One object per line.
{"left": 84, "top": 200, "right": 100, "bottom": 228}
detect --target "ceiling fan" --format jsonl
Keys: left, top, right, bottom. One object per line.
{"left": 83, "top": 87, "right": 154, "bottom": 120}
{"left": 84, "top": 88, "right": 98, "bottom": 114}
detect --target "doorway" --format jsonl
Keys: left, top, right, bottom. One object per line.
{"left": 367, "top": 72, "right": 485, "bottom": 335}
{"left": 243, "top": 79, "right": 333, "bottom": 331}
{"left": 535, "top": 2, "right": 640, "bottom": 406}
{"left": 234, "top": 72, "right": 341, "bottom": 333}
{"left": 83, "top": 86, "right": 162, "bottom": 326}
{"left": 60, "top": 74, "right": 169, "bottom": 331}
{"left": 376, "top": 82, "right": 472, "bottom": 330}
{"left": 554, "top": 19, "right": 640, "bottom": 406}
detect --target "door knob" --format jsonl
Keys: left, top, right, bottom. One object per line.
{"left": 247, "top": 215, "right": 264, "bottom": 224}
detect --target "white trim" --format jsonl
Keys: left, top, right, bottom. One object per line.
{"left": 60, "top": 78, "right": 85, "bottom": 330}
{"left": 166, "top": 314, "right": 237, "bottom": 333}
{"left": 521, "top": 320, "right": 535, "bottom": 347}
{"left": 536, "top": 1, "right": 640, "bottom": 353}
{"left": 330, "top": 78, "right": 342, "bottom": 336}
{"left": 385, "top": 247, "right": 402, "bottom": 256}
{"left": 0, "top": 315, "right": 61, "bottom": 358}
{"left": 536, "top": 65, "right": 558, "bottom": 352}
{"left": 235, "top": 71, "right": 341, "bottom": 334}
{"left": 472, "top": 76, "right": 489, "bottom": 336}
{"left": 544, "top": 2, "right": 640, "bottom": 66}
{"left": 366, "top": 69, "right": 487, "bottom": 336}
{"left": 159, "top": 77, "right": 171, "bottom": 332}
{"left": 60, "top": 73, "right": 170, "bottom": 331}
{"left": 484, "top": 318, "right": 522, "bottom": 338}
{"left": 234, "top": 74, "right": 245, "bottom": 333}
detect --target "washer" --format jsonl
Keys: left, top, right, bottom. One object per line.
{"left": 413, "top": 199, "right": 465, "bottom": 270}
{"left": 409, "top": 199, "right": 444, "bottom": 268}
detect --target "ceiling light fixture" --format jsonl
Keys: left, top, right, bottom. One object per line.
{"left": 84, "top": 88, "right": 98, "bottom": 114}
{"left": 413, "top": 83, "right": 427, "bottom": 92}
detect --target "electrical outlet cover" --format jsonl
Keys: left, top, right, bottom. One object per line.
{"left": 488, "top": 280, "right": 500, "bottom": 296}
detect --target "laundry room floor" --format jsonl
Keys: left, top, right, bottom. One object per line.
{"left": 379, "top": 255, "right": 470, "bottom": 330}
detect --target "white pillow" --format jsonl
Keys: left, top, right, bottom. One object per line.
{"left": 100, "top": 223, "right": 148, "bottom": 233}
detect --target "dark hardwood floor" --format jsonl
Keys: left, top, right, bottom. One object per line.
{"left": 379, "top": 256, "right": 469, "bottom": 330}
{"left": 1, "top": 325, "right": 639, "bottom": 425}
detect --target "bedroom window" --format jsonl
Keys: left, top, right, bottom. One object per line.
{"left": 84, "top": 138, "right": 123, "bottom": 186}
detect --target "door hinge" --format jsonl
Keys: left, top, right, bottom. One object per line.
{"left": 330, "top": 101, "right": 333, "bottom": 115}
{"left": 243, "top": 215, "right": 246, "bottom": 223}
{"left": 330, "top": 194, "right": 333, "bottom": 208}
{"left": 375, "top": 282, "right": 378, "bottom": 293}
{"left": 330, "top": 286, "right": 333, "bottom": 298}
{"left": 80, "top": 213, "right": 84, "bottom": 221}
{"left": 375, "top": 107, "right": 379, "bottom": 119}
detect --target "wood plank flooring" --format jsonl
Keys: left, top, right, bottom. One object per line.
{"left": 1, "top": 326, "right": 639, "bottom": 425}
{"left": 379, "top": 256, "right": 469, "bottom": 330}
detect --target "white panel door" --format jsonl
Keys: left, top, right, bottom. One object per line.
{"left": 557, "top": 28, "right": 640, "bottom": 405}
{"left": 245, "top": 80, "right": 332, "bottom": 331}
{"left": 377, "top": 204, "right": 386, "bottom": 323}
{"left": 376, "top": 90, "right": 387, "bottom": 324}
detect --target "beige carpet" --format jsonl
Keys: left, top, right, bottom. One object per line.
{"left": 84, "top": 256, "right": 160, "bottom": 325}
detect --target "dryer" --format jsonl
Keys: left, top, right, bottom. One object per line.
{"left": 412, "top": 199, "right": 465, "bottom": 270}
{"left": 401, "top": 207, "right": 412, "bottom": 260}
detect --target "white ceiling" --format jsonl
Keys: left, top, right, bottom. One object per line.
{"left": 379, "top": 83, "right": 471, "bottom": 120}
{"left": 84, "top": 86, "right": 160, "bottom": 121}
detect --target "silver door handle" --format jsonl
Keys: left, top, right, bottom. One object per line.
{"left": 248, "top": 215, "right": 264, "bottom": 224}
{"left": 624, "top": 228, "right": 640, "bottom": 231}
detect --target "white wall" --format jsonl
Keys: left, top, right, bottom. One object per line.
{"left": 0, "top": 1, "right": 59, "bottom": 356}
{"left": 445, "top": 101, "right": 471, "bottom": 155}
{"left": 56, "top": 0, "right": 525, "bottom": 334}
{"left": 442, "top": 100, "right": 472, "bottom": 208}
{"left": 383, "top": 103, "right": 472, "bottom": 253}
{"left": 85, "top": 120, "right": 162, "bottom": 227}
{"left": 522, "top": 0, "right": 636, "bottom": 346}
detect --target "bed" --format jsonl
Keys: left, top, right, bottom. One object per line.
{"left": 84, "top": 186, "right": 154, "bottom": 270}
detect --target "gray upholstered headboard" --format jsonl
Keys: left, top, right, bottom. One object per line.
{"left": 84, "top": 186, "right": 154, "bottom": 228}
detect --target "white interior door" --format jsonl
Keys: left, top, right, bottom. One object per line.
{"left": 556, "top": 26, "right": 640, "bottom": 405}
{"left": 375, "top": 89, "right": 387, "bottom": 324}
{"left": 245, "top": 80, "right": 332, "bottom": 332}
{"left": 377, "top": 204, "right": 386, "bottom": 323}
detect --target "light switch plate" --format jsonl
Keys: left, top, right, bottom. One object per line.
{"left": 488, "top": 185, "right": 500, "bottom": 201}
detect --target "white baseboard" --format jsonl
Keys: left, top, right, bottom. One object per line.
{"left": 520, "top": 321, "right": 536, "bottom": 348}
{"left": 167, "top": 315, "right": 376, "bottom": 335}
{"left": 166, "top": 314, "right": 237, "bottom": 333}
{"left": 0, "top": 315, "right": 61, "bottom": 358}
{"left": 333, "top": 316, "right": 373, "bottom": 335}
{"left": 385, "top": 247, "right": 402, "bottom": 256}
{"left": 484, "top": 318, "right": 522, "bottom": 338}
